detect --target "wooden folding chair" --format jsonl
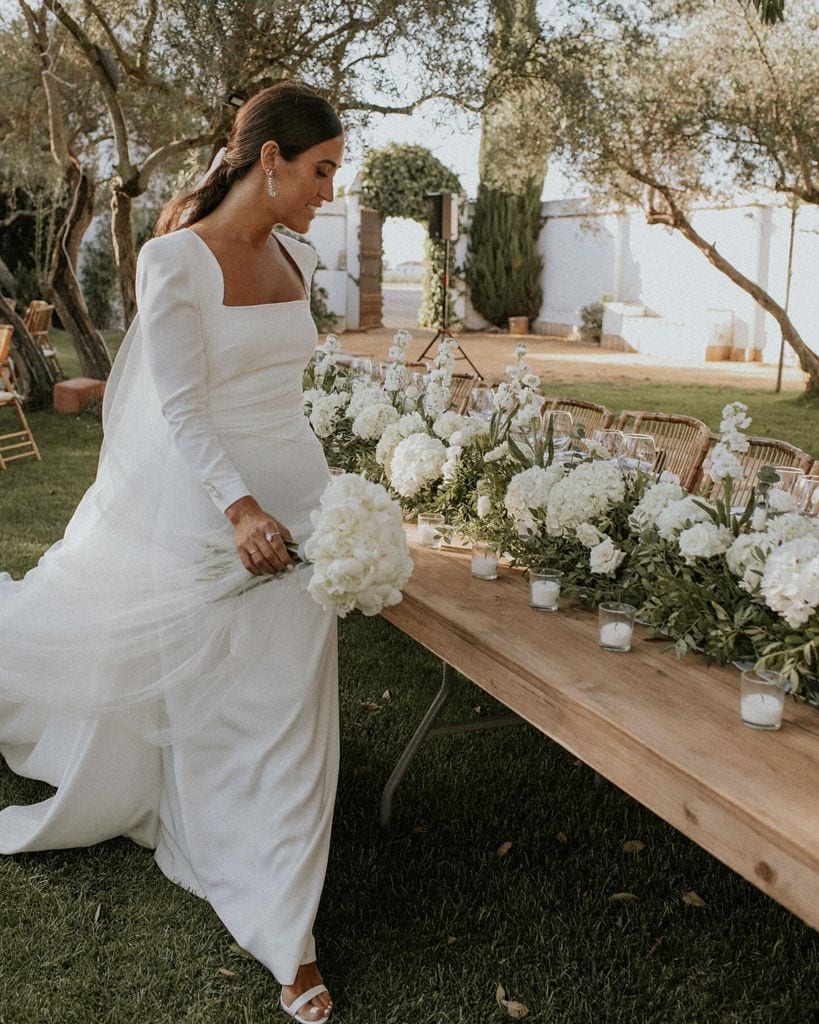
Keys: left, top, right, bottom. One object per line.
{"left": 616, "top": 410, "right": 711, "bottom": 491}
{"left": 541, "top": 397, "right": 614, "bottom": 436}
{"left": 0, "top": 325, "right": 41, "bottom": 468}
{"left": 702, "top": 434, "right": 814, "bottom": 505}
{"left": 23, "top": 299, "right": 62, "bottom": 376}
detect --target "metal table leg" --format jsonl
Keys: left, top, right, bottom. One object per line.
{"left": 379, "top": 660, "right": 527, "bottom": 826}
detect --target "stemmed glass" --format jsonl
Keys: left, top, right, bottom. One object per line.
{"left": 543, "top": 411, "right": 573, "bottom": 453}
{"left": 795, "top": 475, "right": 819, "bottom": 517}
{"left": 469, "top": 387, "right": 496, "bottom": 421}
{"left": 592, "top": 428, "right": 626, "bottom": 459}
{"left": 622, "top": 433, "right": 656, "bottom": 472}
{"left": 772, "top": 466, "right": 805, "bottom": 496}
{"left": 350, "top": 357, "right": 374, "bottom": 380}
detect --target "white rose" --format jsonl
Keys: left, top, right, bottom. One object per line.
{"left": 575, "top": 522, "right": 603, "bottom": 548}
{"left": 589, "top": 537, "right": 626, "bottom": 576}
{"left": 677, "top": 522, "right": 734, "bottom": 562}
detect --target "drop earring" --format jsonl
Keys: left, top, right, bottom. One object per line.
{"left": 265, "top": 166, "right": 277, "bottom": 198}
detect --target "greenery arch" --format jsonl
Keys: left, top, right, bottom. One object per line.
{"left": 359, "top": 143, "right": 463, "bottom": 329}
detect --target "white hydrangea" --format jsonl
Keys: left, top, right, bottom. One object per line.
{"left": 759, "top": 535, "right": 819, "bottom": 628}
{"left": 628, "top": 479, "right": 687, "bottom": 534}
{"left": 304, "top": 473, "right": 413, "bottom": 618}
{"left": 589, "top": 536, "right": 626, "bottom": 576}
{"left": 656, "top": 496, "right": 714, "bottom": 541}
{"left": 726, "top": 533, "right": 770, "bottom": 593}
{"left": 433, "top": 412, "right": 474, "bottom": 441}
{"left": 441, "top": 444, "right": 462, "bottom": 483}
{"left": 708, "top": 442, "right": 744, "bottom": 483}
{"left": 449, "top": 421, "right": 489, "bottom": 447}
{"left": 389, "top": 433, "right": 448, "bottom": 498}
{"left": 309, "top": 392, "right": 347, "bottom": 438}
{"left": 351, "top": 402, "right": 399, "bottom": 441}
{"left": 581, "top": 438, "right": 612, "bottom": 461}
{"left": 767, "top": 487, "right": 796, "bottom": 514}
{"left": 677, "top": 522, "right": 734, "bottom": 563}
{"left": 765, "top": 512, "right": 819, "bottom": 547}
{"left": 545, "top": 461, "right": 625, "bottom": 537}
{"left": 375, "top": 412, "right": 426, "bottom": 471}
{"left": 504, "top": 465, "right": 561, "bottom": 533}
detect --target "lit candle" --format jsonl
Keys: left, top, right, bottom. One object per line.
{"left": 529, "top": 572, "right": 562, "bottom": 611}
{"left": 741, "top": 692, "right": 783, "bottom": 729}
{"left": 599, "top": 621, "right": 633, "bottom": 650}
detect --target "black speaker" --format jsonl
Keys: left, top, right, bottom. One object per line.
{"left": 426, "top": 192, "right": 459, "bottom": 242}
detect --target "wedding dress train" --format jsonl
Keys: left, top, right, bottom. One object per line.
{"left": 0, "top": 228, "right": 338, "bottom": 983}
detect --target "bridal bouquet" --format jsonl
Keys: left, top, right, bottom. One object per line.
{"left": 209, "top": 474, "right": 413, "bottom": 618}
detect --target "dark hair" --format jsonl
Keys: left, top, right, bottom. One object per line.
{"left": 155, "top": 81, "right": 342, "bottom": 235}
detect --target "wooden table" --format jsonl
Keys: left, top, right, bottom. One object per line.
{"left": 381, "top": 539, "right": 819, "bottom": 932}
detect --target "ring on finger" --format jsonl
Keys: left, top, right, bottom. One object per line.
{"left": 265, "top": 531, "right": 280, "bottom": 541}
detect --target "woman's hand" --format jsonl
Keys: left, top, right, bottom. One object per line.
{"left": 224, "top": 496, "right": 295, "bottom": 576}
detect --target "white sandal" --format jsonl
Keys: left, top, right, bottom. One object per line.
{"left": 280, "top": 984, "right": 333, "bottom": 1022}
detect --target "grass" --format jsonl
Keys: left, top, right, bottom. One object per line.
{"left": 1, "top": 382, "right": 818, "bottom": 1023}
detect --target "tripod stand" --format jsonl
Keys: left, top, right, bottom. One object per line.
{"left": 416, "top": 238, "right": 484, "bottom": 380}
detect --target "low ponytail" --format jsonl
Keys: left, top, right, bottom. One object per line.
{"left": 154, "top": 81, "right": 342, "bottom": 237}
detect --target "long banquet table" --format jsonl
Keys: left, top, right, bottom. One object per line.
{"left": 380, "top": 537, "right": 819, "bottom": 932}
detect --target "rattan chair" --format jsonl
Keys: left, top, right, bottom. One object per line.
{"left": 23, "top": 300, "right": 62, "bottom": 375}
{"left": 449, "top": 372, "right": 481, "bottom": 414}
{"left": 541, "top": 397, "right": 614, "bottom": 436}
{"left": 0, "top": 325, "right": 41, "bottom": 468}
{"left": 616, "top": 410, "right": 711, "bottom": 491}
{"left": 701, "top": 434, "right": 815, "bottom": 504}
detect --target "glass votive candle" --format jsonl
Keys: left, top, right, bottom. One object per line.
{"left": 416, "top": 513, "right": 445, "bottom": 548}
{"left": 598, "top": 602, "right": 636, "bottom": 652}
{"left": 471, "top": 541, "right": 499, "bottom": 580}
{"left": 740, "top": 669, "right": 785, "bottom": 730}
{"left": 529, "top": 570, "right": 563, "bottom": 611}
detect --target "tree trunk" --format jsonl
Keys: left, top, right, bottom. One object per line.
{"left": 0, "top": 295, "right": 57, "bottom": 408}
{"left": 48, "top": 161, "right": 113, "bottom": 381}
{"left": 111, "top": 181, "right": 138, "bottom": 326}
{"left": 669, "top": 205, "right": 819, "bottom": 394}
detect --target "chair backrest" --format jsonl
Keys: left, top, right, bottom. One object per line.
{"left": 542, "top": 397, "right": 614, "bottom": 436}
{"left": 0, "top": 324, "right": 12, "bottom": 366}
{"left": 23, "top": 300, "right": 54, "bottom": 336}
{"left": 703, "top": 435, "right": 815, "bottom": 504}
{"left": 449, "top": 372, "right": 480, "bottom": 414}
{"left": 616, "top": 410, "right": 712, "bottom": 490}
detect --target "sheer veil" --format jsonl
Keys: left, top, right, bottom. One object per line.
{"left": 0, "top": 263, "right": 303, "bottom": 746}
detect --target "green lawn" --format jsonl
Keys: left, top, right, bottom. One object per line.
{"left": 1, "top": 387, "right": 817, "bottom": 1023}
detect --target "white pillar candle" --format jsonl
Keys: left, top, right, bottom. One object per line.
{"left": 471, "top": 553, "right": 498, "bottom": 579}
{"left": 531, "top": 580, "right": 560, "bottom": 607}
{"left": 599, "top": 621, "right": 633, "bottom": 649}
{"left": 741, "top": 692, "right": 783, "bottom": 728}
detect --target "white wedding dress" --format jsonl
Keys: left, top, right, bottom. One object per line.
{"left": 0, "top": 228, "right": 338, "bottom": 984}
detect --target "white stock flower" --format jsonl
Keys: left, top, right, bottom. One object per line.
{"left": 656, "top": 496, "right": 713, "bottom": 541}
{"left": 575, "top": 522, "right": 603, "bottom": 548}
{"left": 629, "top": 479, "right": 686, "bottom": 534}
{"left": 351, "top": 402, "right": 399, "bottom": 441}
{"left": 484, "top": 442, "right": 509, "bottom": 463}
{"left": 347, "top": 380, "right": 387, "bottom": 420}
{"left": 677, "top": 522, "right": 733, "bottom": 563}
{"left": 389, "top": 433, "right": 448, "bottom": 497}
{"left": 759, "top": 535, "right": 819, "bottom": 628}
{"left": 304, "top": 473, "right": 413, "bottom": 618}
{"left": 708, "top": 442, "right": 744, "bottom": 483}
{"left": 477, "top": 494, "right": 492, "bottom": 519}
{"left": 589, "top": 536, "right": 626, "bottom": 576}
{"left": 545, "top": 461, "right": 625, "bottom": 537}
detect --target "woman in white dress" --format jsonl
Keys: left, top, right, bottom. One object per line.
{"left": 0, "top": 82, "right": 343, "bottom": 1022}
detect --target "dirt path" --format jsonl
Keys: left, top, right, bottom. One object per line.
{"left": 334, "top": 325, "right": 807, "bottom": 392}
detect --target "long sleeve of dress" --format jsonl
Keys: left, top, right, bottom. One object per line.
{"left": 136, "top": 236, "right": 250, "bottom": 514}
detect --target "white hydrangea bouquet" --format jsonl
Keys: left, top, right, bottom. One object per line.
{"left": 209, "top": 474, "right": 413, "bottom": 618}
{"left": 630, "top": 402, "right": 818, "bottom": 703}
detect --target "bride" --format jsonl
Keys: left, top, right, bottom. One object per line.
{"left": 0, "top": 81, "right": 344, "bottom": 1022}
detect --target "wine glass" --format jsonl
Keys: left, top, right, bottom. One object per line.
{"left": 794, "top": 475, "right": 819, "bottom": 517}
{"left": 771, "top": 466, "right": 805, "bottom": 496}
{"left": 350, "top": 357, "right": 374, "bottom": 380}
{"left": 469, "top": 387, "right": 496, "bottom": 421}
{"left": 592, "top": 428, "right": 626, "bottom": 459}
{"left": 543, "top": 411, "right": 573, "bottom": 453}
{"left": 622, "top": 433, "right": 656, "bottom": 472}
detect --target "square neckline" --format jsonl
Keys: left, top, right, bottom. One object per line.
{"left": 184, "top": 228, "right": 309, "bottom": 308}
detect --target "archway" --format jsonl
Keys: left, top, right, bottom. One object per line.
{"left": 358, "top": 143, "right": 462, "bottom": 328}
